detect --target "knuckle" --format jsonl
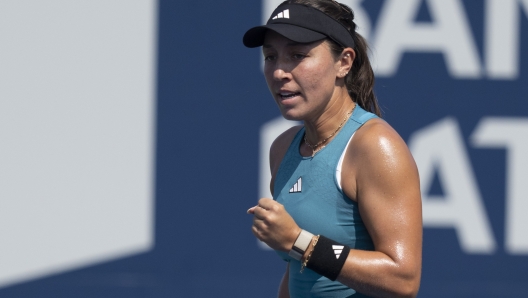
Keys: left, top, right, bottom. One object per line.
{"left": 270, "top": 204, "right": 282, "bottom": 214}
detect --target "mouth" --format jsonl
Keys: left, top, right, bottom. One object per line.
{"left": 278, "top": 91, "right": 301, "bottom": 100}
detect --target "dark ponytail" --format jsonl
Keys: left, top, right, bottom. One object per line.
{"left": 284, "top": 0, "right": 382, "bottom": 117}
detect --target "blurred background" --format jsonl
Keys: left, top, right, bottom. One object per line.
{"left": 0, "top": 0, "right": 527, "bottom": 297}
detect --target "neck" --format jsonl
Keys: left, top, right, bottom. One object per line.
{"left": 303, "top": 92, "right": 356, "bottom": 147}
{"left": 301, "top": 91, "right": 356, "bottom": 157}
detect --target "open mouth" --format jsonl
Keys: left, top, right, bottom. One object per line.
{"left": 279, "top": 92, "right": 300, "bottom": 100}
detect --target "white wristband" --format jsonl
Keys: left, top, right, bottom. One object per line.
{"left": 288, "top": 230, "right": 314, "bottom": 261}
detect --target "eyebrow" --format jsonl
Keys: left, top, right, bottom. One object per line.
{"left": 263, "top": 41, "right": 315, "bottom": 49}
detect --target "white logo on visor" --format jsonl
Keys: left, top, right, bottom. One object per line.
{"left": 272, "top": 9, "right": 289, "bottom": 19}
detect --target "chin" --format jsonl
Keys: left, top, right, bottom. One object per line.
{"left": 279, "top": 109, "right": 304, "bottom": 121}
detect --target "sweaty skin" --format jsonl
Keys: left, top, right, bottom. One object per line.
{"left": 248, "top": 31, "right": 422, "bottom": 298}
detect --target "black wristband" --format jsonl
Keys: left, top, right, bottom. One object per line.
{"left": 306, "top": 235, "right": 350, "bottom": 281}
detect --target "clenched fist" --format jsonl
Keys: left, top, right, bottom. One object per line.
{"left": 247, "top": 198, "right": 301, "bottom": 252}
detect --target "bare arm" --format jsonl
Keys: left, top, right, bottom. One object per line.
{"left": 335, "top": 119, "right": 422, "bottom": 297}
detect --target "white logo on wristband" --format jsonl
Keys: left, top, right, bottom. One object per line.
{"left": 333, "top": 245, "right": 344, "bottom": 259}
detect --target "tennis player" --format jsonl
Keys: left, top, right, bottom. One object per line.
{"left": 245, "top": 0, "right": 422, "bottom": 297}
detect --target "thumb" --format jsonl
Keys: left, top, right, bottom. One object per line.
{"left": 247, "top": 206, "right": 257, "bottom": 214}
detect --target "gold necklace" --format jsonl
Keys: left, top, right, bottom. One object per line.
{"left": 304, "top": 105, "right": 356, "bottom": 157}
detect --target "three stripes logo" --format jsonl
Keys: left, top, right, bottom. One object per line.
{"left": 289, "top": 177, "right": 302, "bottom": 193}
{"left": 272, "top": 9, "right": 290, "bottom": 19}
{"left": 333, "top": 245, "right": 344, "bottom": 259}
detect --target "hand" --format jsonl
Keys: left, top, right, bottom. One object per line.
{"left": 247, "top": 198, "right": 301, "bottom": 252}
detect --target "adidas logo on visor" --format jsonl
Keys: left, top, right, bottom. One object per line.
{"left": 272, "top": 9, "right": 289, "bottom": 19}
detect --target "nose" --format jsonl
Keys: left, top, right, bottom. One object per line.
{"left": 273, "top": 65, "right": 292, "bottom": 81}
{"left": 270, "top": 55, "right": 293, "bottom": 81}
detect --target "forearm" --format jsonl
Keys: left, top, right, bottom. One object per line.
{"left": 336, "top": 250, "right": 421, "bottom": 298}
{"left": 301, "top": 237, "right": 420, "bottom": 298}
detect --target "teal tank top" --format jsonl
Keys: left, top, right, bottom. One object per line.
{"left": 273, "top": 106, "right": 377, "bottom": 298}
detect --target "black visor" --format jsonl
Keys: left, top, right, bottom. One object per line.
{"left": 243, "top": 3, "right": 355, "bottom": 48}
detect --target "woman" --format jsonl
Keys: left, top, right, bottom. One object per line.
{"left": 244, "top": 1, "right": 422, "bottom": 297}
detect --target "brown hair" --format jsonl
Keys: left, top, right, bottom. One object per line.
{"left": 282, "top": 0, "right": 382, "bottom": 117}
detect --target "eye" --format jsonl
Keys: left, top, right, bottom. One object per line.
{"left": 264, "top": 54, "right": 276, "bottom": 62}
{"left": 292, "top": 53, "right": 306, "bottom": 60}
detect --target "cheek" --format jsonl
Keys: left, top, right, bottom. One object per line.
{"left": 299, "top": 62, "right": 337, "bottom": 93}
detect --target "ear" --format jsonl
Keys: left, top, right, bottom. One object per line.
{"left": 337, "top": 48, "right": 356, "bottom": 78}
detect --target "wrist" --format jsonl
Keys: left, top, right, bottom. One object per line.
{"left": 304, "top": 235, "right": 350, "bottom": 281}
{"left": 301, "top": 236, "right": 317, "bottom": 261}
{"left": 288, "top": 229, "right": 314, "bottom": 261}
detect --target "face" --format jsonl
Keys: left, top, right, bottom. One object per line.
{"left": 262, "top": 30, "right": 341, "bottom": 121}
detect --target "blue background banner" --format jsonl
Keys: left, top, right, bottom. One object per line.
{"left": 1, "top": 0, "right": 527, "bottom": 297}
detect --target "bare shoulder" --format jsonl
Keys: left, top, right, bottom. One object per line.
{"left": 270, "top": 125, "right": 303, "bottom": 176}
{"left": 343, "top": 118, "right": 419, "bottom": 201}
{"left": 351, "top": 118, "right": 407, "bottom": 154}
{"left": 348, "top": 118, "right": 415, "bottom": 168}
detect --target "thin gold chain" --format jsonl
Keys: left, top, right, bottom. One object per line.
{"left": 304, "top": 105, "right": 356, "bottom": 157}
{"left": 300, "top": 235, "right": 319, "bottom": 273}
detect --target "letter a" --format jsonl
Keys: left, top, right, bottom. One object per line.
{"left": 373, "top": 0, "right": 481, "bottom": 78}
{"left": 409, "top": 118, "right": 496, "bottom": 254}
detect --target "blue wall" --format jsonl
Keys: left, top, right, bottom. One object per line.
{"left": 1, "top": 0, "right": 527, "bottom": 297}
